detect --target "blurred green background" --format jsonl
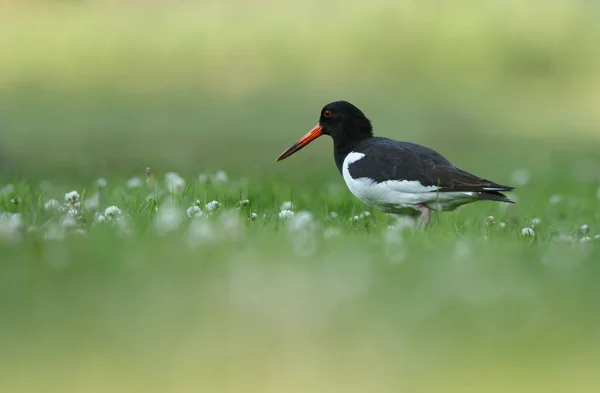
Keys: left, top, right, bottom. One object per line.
{"left": 2, "top": 1, "right": 600, "bottom": 392}
{"left": 2, "top": 0, "right": 599, "bottom": 182}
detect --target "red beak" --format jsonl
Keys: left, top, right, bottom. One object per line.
{"left": 275, "top": 124, "right": 324, "bottom": 162}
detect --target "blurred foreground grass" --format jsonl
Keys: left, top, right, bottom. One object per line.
{"left": 1, "top": 2, "right": 600, "bottom": 392}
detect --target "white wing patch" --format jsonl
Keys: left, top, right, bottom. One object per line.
{"left": 342, "top": 151, "right": 478, "bottom": 213}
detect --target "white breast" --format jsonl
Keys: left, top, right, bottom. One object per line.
{"left": 341, "top": 152, "right": 476, "bottom": 212}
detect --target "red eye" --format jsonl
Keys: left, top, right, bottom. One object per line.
{"left": 323, "top": 110, "right": 333, "bottom": 118}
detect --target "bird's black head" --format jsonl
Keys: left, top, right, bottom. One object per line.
{"left": 275, "top": 100, "right": 373, "bottom": 162}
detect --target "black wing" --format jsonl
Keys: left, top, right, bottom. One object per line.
{"left": 349, "top": 137, "right": 515, "bottom": 198}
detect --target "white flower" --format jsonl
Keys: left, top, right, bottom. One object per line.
{"left": 521, "top": 227, "right": 535, "bottom": 237}
{"left": 65, "top": 191, "right": 80, "bottom": 203}
{"left": 61, "top": 215, "right": 77, "bottom": 229}
{"left": 580, "top": 224, "right": 590, "bottom": 233}
{"left": 280, "top": 201, "right": 294, "bottom": 211}
{"left": 278, "top": 210, "right": 294, "bottom": 220}
{"left": 127, "top": 177, "right": 143, "bottom": 188}
{"left": 186, "top": 219, "right": 217, "bottom": 247}
{"left": 67, "top": 207, "right": 79, "bottom": 217}
{"left": 549, "top": 195, "right": 563, "bottom": 205}
{"left": 392, "top": 215, "right": 417, "bottom": 231}
{"left": 205, "top": 200, "right": 220, "bottom": 212}
{"left": 239, "top": 199, "right": 250, "bottom": 206}
{"left": 94, "top": 213, "right": 107, "bottom": 223}
{"left": 154, "top": 205, "right": 184, "bottom": 235}
{"left": 10, "top": 197, "right": 20, "bottom": 204}
{"left": 360, "top": 211, "right": 371, "bottom": 218}
{"left": 486, "top": 216, "right": 495, "bottom": 226}
{"left": 328, "top": 211, "right": 338, "bottom": 219}
{"left": 104, "top": 205, "right": 123, "bottom": 220}
{"left": 288, "top": 211, "right": 314, "bottom": 232}
{"left": 95, "top": 178, "right": 107, "bottom": 188}
{"left": 499, "top": 222, "right": 507, "bottom": 229}
{"left": 249, "top": 212, "right": 258, "bottom": 220}
{"left": 580, "top": 236, "right": 591, "bottom": 244}
{"left": 530, "top": 218, "right": 541, "bottom": 227}
{"left": 510, "top": 169, "right": 530, "bottom": 186}
{"left": 84, "top": 193, "right": 100, "bottom": 211}
{"left": 212, "top": 170, "right": 229, "bottom": 183}
{"left": 350, "top": 216, "right": 360, "bottom": 223}
{"left": 323, "top": 227, "right": 342, "bottom": 238}
{"left": 186, "top": 205, "right": 203, "bottom": 218}
{"left": 164, "top": 172, "right": 186, "bottom": 194}
{"left": 0, "top": 212, "right": 22, "bottom": 244}
{"left": 198, "top": 173, "right": 209, "bottom": 183}
{"left": 594, "top": 234, "right": 600, "bottom": 240}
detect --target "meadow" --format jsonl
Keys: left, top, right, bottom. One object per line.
{"left": 1, "top": 1, "right": 600, "bottom": 392}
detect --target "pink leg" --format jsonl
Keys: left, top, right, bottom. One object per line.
{"left": 416, "top": 205, "right": 431, "bottom": 230}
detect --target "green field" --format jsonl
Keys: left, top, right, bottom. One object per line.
{"left": 1, "top": 2, "right": 600, "bottom": 392}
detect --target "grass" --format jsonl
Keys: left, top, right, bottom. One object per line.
{"left": 2, "top": 1, "right": 600, "bottom": 392}
{"left": 1, "top": 166, "right": 599, "bottom": 393}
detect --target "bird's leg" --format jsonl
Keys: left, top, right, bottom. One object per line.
{"left": 416, "top": 204, "right": 431, "bottom": 230}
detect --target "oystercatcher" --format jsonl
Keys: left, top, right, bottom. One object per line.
{"left": 275, "top": 100, "right": 515, "bottom": 228}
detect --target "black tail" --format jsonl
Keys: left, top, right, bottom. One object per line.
{"left": 476, "top": 189, "right": 515, "bottom": 204}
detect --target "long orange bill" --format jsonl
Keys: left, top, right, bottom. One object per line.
{"left": 275, "top": 124, "right": 323, "bottom": 162}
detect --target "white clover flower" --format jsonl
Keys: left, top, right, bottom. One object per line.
{"left": 393, "top": 215, "right": 417, "bottom": 231}
{"left": 186, "top": 219, "right": 217, "bottom": 247}
{"left": 280, "top": 201, "right": 294, "bottom": 211}
{"left": 328, "top": 211, "right": 338, "bottom": 219}
{"left": 205, "top": 200, "right": 220, "bottom": 212}
{"left": 104, "top": 205, "right": 123, "bottom": 220}
{"left": 198, "top": 173, "right": 209, "bottom": 183}
{"left": 288, "top": 210, "right": 314, "bottom": 232}
{"left": 580, "top": 236, "right": 591, "bottom": 244}
{"left": 94, "top": 213, "right": 107, "bottom": 223}
{"left": 65, "top": 191, "right": 80, "bottom": 204}
{"left": 239, "top": 199, "right": 250, "bottom": 206}
{"left": 154, "top": 205, "right": 184, "bottom": 235}
{"left": 360, "top": 211, "right": 371, "bottom": 218}
{"left": 186, "top": 205, "right": 203, "bottom": 218}
{"left": 350, "top": 216, "right": 360, "bottom": 222}
{"left": 10, "top": 197, "right": 20, "bottom": 204}
{"left": 323, "top": 227, "right": 342, "bottom": 238}
{"left": 486, "top": 216, "right": 495, "bottom": 226}
{"left": 164, "top": 172, "right": 186, "bottom": 194}
{"left": 127, "top": 177, "right": 143, "bottom": 189}
{"left": 0, "top": 212, "right": 22, "bottom": 244}
{"left": 580, "top": 224, "right": 590, "bottom": 233}
{"left": 67, "top": 207, "right": 79, "bottom": 217}
{"left": 499, "top": 222, "right": 507, "bottom": 229}
{"left": 220, "top": 210, "right": 244, "bottom": 238}
{"left": 61, "top": 215, "right": 77, "bottom": 229}
{"left": 212, "top": 170, "right": 229, "bottom": 183}
{"left": 95, "top": 178, "right": 107, "bottom": 188}
{"left": 249, "top": 212, "right": 258, "bottom": 221}
{"left": 278, "top": 210, "right": 294, "bottom": 220}
{"left": 549, "top": 195, "right": 563, "bottom": 205}
{"left": 116, "top": 216, "right": 132, "bottom": 236}
{"left": 530, "top": 218, "right": 541, "bottom": 227}
{"left": 594, "top": 234, "right": 600, "bottom": 240}
{"left": 84, "top": 193, "right": 100, "bottom": 211}
{"left": 510, "top": 169, "right": 530, "bottom": 186}
{"left": 521, "top": 227, "right": 535, "bottom": 237}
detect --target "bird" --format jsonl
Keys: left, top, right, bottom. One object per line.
{"left": 275, "top": 100, "right": 515, "bottom": 229}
